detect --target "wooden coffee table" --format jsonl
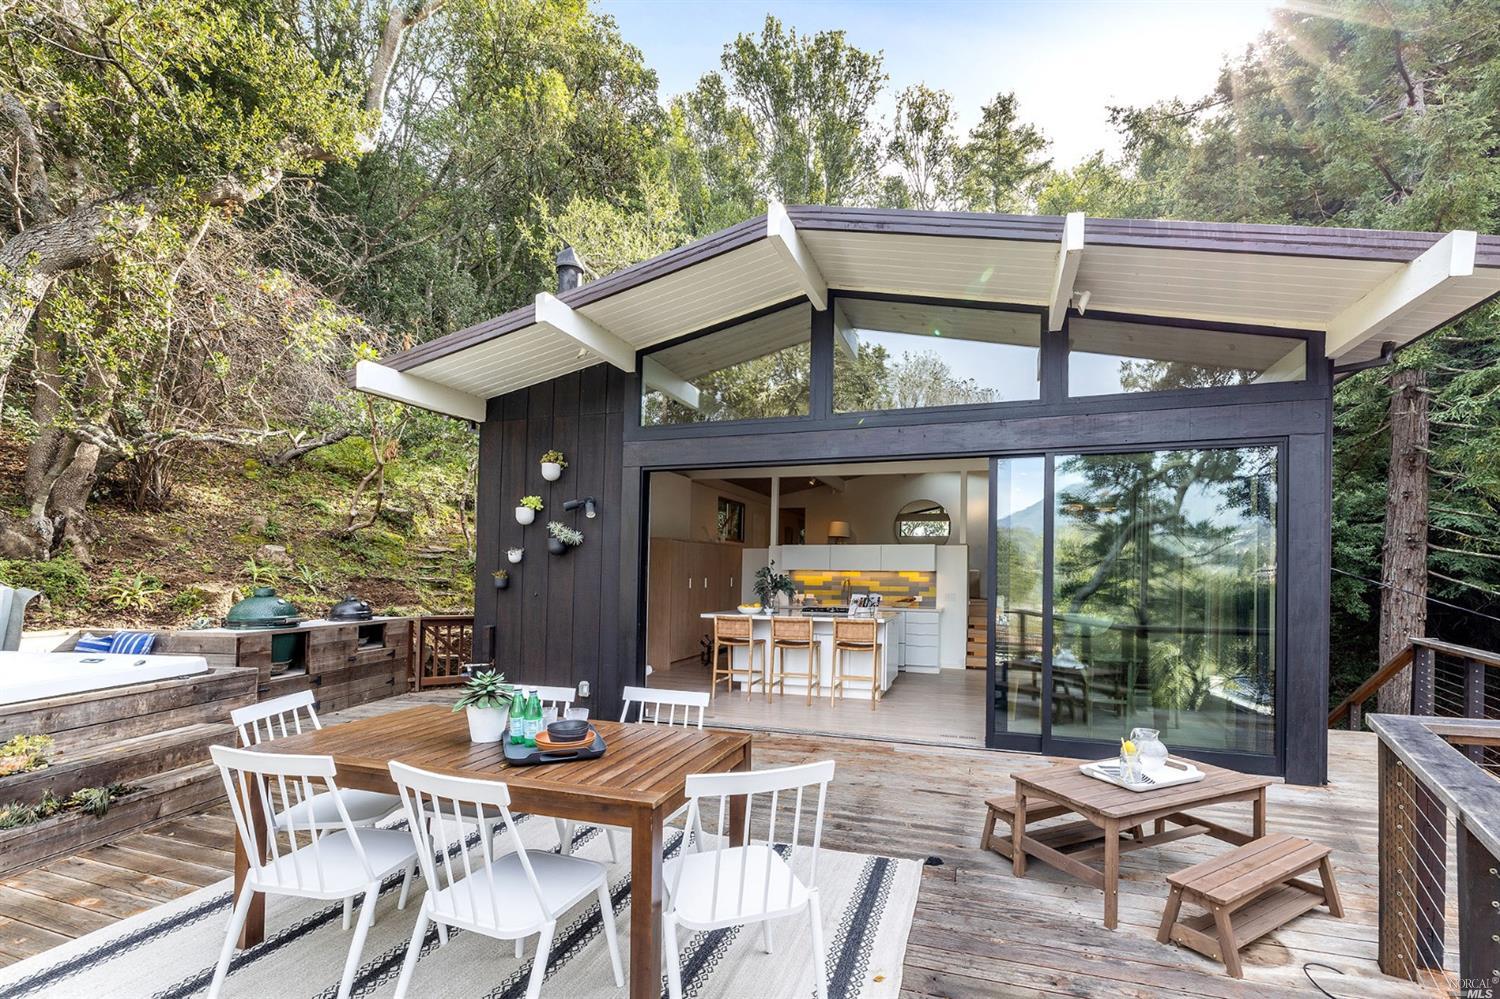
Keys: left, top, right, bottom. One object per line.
{"left": 1011, "top": 760, "right": 1272, "bottom": 929}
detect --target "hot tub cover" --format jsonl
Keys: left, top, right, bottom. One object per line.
{"left": 0, "top": 651, "right": 210, "bottom": 706}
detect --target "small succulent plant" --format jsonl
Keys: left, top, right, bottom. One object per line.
{"left": 547, "top": 521, "right": 583, "bottom": 546}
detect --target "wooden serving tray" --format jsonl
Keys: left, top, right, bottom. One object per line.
{"left": 1079, "top": 757, "right": 1205, "bottom": 792}
{"left": 503, "top": 727, "right": 606, "bottom": 767}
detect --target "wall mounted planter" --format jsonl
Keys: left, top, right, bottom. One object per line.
{"left": 541, "top": 461, "right": 563, "bottom": 482}
{"left": 507, "top": 549, "right": 524, "bottom": 564}
{"left": 547, "top": 537, "right": 567, "bottom": 556}
{"left": 516, "top": 506, "right": 535, "bottom": 526}
{"left": 493, "top": 575, "right": 509, "bottom": 590}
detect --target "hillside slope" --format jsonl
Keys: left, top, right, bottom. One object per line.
{"left": 0, "top": 431, "right": 474, "bottom": 632}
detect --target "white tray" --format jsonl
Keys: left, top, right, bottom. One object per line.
{"left": 1080, "top": 757, "right": 1205, "bottom": 792}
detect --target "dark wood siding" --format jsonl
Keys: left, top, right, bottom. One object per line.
{"left": 474, "top": 365, "right": 628, "bottom": 716}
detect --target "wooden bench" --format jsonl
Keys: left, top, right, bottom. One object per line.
{"left": 980, "top": 795, "right": 1144, "bottom": 860}
{"left": 1157, "top": 833, "right": 1344, "bottom": 978}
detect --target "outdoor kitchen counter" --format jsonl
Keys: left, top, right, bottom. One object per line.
{"left": 700, "top": 610, "right": 899, "bottom": 696}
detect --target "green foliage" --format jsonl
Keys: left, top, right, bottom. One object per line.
{"left": 753, "top": 562, "right": 795, "bottom": 608}
{"left": 0, "top": 557, "right": 89, "bottom": 606}
{"left": 100, "top": 571, "right": 165, "bottom": 611}
{"left": 0, "top": 734, "right": 55, "bottom": 778}
{"left": 0, "top": 784, "right": 135, "bottom": 830}
{"left": 167, "top": 590, "right": 206, "bottom": 617}
{"left": 539, "top": 450, "right": 567, "bottom": 468}
{"left": 242, "top": 558, "right": 279, "bottom": 586}
{"left": 547, "top": 521, "right": 583, "bottom": 546}
{"left": 452, "top": 670, "right": 515, "bottom": 712}
{"left": 519, "top": 495, "right": 544, "bottom": 512}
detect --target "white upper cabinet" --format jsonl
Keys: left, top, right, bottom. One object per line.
{"left": 880, "top": 545, "right": 936, "bottom": 571}
{"left": 830, "top": 545, "right": 881, "bottom": 570}
{"left": 778, "top": 546, "right": 830, "bottom": 570}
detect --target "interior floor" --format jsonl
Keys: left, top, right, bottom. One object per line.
{"left": 652, "top": 661, "right": 987, "bottom": 747}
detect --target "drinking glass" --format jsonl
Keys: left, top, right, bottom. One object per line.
{"left": 564, "top": 707, "right": 589, "bottom": 722}
{"left": 542, "top": 706, "right": 559, "bottom": 726}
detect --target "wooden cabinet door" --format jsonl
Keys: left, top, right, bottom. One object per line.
{"left": 720, "top": 545, "right": 741, "bottom": 608}
{"left": 646, "top": 539, "right": 675, "bottom": 670}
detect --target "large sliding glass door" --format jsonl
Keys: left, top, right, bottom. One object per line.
{"left": 989, "top": 445, "right": 1281, "bottom": 768}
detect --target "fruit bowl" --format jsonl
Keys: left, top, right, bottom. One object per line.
{"left": 736, "top": 603, "right": 763, "bottom": 614}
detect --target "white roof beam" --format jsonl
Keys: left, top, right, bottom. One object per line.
{"left": 1048, "top": 212, "right": 1085, "bottom": 332}
{"left": 353, "top": 360, "right": 487, "bottom": 422}
{"left": 642, "top": 356, "right": 700, "bottom": 410}
{"left": 767, "top": 200, "right": 828, "bottom": 310}
{"left": 832, "top": 300, "right": 860, "bottom": 357}
{"left": 534, "top": 292, "right": 636, "bottom": 371}
{"left": 1324, "top": 230, "right": 1477, "bottom": 358}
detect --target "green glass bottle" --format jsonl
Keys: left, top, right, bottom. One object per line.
{"left": 523, "top": 688, "right": 541, "bottom": 747}
{"left": 508, "top": 689, "right": 527, "bottom": 745}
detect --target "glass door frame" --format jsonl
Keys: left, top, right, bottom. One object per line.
{"left": 985, "top": 443, "right": 1288, "bottom": 776}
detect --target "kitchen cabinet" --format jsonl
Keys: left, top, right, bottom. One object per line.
{"left": 646, "top": 539, "right": 744, "bottom": 669}
{"left": 779, "top": 546, "right": 830, "bottom": 570}
{"left": 833, "top": 545, "right": 881, "bottom": 570}
{"left": 901, "top": 611, "right": 940, "bottom": 670}
{"left": 880, "top": 544, "right": 935, "bottom": 571}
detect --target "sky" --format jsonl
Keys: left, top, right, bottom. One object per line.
{"left": 597, "top": 0, "right": 1281, "bottom": 168}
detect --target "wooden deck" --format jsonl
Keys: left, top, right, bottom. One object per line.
{"left": 0, "top": 691, "right": 1433, "bottom": 997}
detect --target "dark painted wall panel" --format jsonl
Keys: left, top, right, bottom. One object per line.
{"left": 474, "top": 365, "right": 628, "bottom": 716}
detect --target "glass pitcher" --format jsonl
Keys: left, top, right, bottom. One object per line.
{"left": 1130, "top": 727, "right": 1169, "bottom": 774}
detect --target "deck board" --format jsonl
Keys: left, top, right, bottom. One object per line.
{"left": 0, "top": 690, "right": 1436, "bottom": 996}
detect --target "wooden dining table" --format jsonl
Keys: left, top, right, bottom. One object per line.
{"left": 1011, "top": 759, "right": 1273, "bottom": 930}
{"left": 235, "top": 705, "right": 753, "bottom": 999}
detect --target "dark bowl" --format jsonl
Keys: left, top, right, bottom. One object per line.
{"left": 547, "top": 719, "right": 590, "bottom": 741}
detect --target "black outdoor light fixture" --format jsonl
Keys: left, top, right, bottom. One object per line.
{"left": 563, "top": 497, "right": 597, "bottom": 519}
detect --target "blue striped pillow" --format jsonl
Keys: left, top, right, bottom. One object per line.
{"left": 74, "top": 633, "right": 113, "bottom": 653}
{"left": 107, "top": 631, "right": 157, "bottom": 655}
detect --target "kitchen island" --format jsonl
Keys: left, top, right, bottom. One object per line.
{"left": 700, "top": 610, "right": 899, "bottom": 698}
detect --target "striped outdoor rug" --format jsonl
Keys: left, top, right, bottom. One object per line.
{"left": 0, "top": 816, "right": 919, "bottom": 999}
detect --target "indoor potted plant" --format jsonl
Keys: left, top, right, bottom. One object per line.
{"left": 507, "top": 546, "right": 524, "bottom": 564}
{"left": 753, "top": 561, "right": 795, "bottom": 614}
{"left": 540, "top": 449, "right": 567, "bottom": 482}
{"left": 492, "top": 569, "right": 510, "bottom": 590}
{"left": 547, "top": 520, "right": 583, "bottom": 555}
{"left": 516, "top": 495, "right": 543, "bottom": 525}
{"left": 453, "top": 669, "right": 514, "bottom": 743}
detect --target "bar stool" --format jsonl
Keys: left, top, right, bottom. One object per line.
{"left": 710, "top": 615, "right": 765, "bottom": 700}
{"left": 770, "top": 617, "right": 820, "bottom": 704}
{"left": 830, "top": 618, "right": 882, "bottom": 710}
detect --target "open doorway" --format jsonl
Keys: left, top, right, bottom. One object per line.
{"left": 643, "top": 460, "right": 988, "bottom": 746}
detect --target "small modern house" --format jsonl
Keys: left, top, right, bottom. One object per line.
{"left": 356, "top": 205, "right": 1500, "bottom": 784}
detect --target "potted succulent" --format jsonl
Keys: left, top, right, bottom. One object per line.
{"left": 547, "top": 520, "right": 583, "bottom": 555}
{"left": 540, "top": 449, "right": 567, "bottom": 482}
{"left": 492, "top": 569, "right": 510, "bottom": 590}
{"left": 516, "top": 495, "right": 543, "bottom": 525}
{"left": 506, "top": 546, "right": 524, "bottom": 564}
{"left": 453, "top": 669, "right": 515, "bottom": 743}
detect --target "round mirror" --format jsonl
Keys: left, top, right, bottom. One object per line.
{"left": 894, "top": 499, "right": 950, "bottom": 544}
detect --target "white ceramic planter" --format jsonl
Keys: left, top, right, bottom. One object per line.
{"left": 515, "top": 506, "right": 535, "bottom": 526}
{"left": 541, "top": 462, "right": 563, "bottom": 482}
{"left": 507, "top": 550, "right": 524, "bottom": 564}
{"left": 466, "top": 705, "right": 509, "bottom": 744}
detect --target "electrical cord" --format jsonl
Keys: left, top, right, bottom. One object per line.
{"left": 1303, "top": 961, "right": 1345, "bottom": 998}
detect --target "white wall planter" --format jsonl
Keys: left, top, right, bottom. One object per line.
{"left": 515, "top": 507, "right": 536, "bottom": 526}
{"left": 507, "top": 549, "right": 524, "bottom": 564}
{"left": 541, "top": 461, "right": 563, "bottom": 482}
{"left": 465, "top": 705, "right": 509, "bottom": 744}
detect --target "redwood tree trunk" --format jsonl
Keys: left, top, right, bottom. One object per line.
{"left": 1377, "top": 368, "right": 1429, "bottom": 713}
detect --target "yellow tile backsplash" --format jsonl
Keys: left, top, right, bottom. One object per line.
{"left": 790, "top": 569, "right": 937, "bottom": 607}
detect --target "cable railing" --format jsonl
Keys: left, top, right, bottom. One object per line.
{"left": 1329, "top": 638, "right": 1500, "bottom": 736}
{"left": 1370, "top": 714, "right": 1499, "bottom": 994}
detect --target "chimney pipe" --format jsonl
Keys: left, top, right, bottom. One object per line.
{"left": 556, "top": 246, "right": 585, "bottom": 293}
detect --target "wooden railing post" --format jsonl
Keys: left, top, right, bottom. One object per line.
{"left": 1412, "top": 645, "right": 1436, "bottom": 715}
{"left": 1458, "top": 822, "right": 1500, "bottom": 994}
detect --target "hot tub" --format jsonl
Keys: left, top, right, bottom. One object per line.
{"left": 0, "top": 651, "right": 211, "bottom": 706}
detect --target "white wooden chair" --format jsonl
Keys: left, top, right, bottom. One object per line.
{"left": 388, "top": 761, "right": 624, "bottom": 999}
{"left": 664, "top": 760, "right": 836, "bottom": 999}
{"left": 231, "top": 691, "right": 403, "bottom": 831}
{"left": 560, "top": 686, "right": 710, "bottom": 863}
{"left": 208, "top": 745, "right": 419, "bottom": 999}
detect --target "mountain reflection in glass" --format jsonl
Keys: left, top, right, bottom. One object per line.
{"left": 993, "top": 457, "right": 1045, "bottom": 735}
{"left": 1050, "top": 447, "right": 1277, "bottom": 755}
